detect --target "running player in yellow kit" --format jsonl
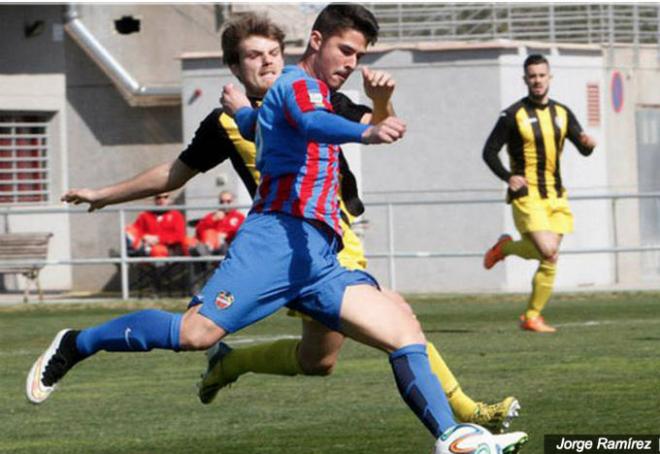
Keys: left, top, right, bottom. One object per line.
{"left": 482, "top": 54, "right": 596, "bottom": 333}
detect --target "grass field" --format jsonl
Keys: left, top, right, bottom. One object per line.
{"left": 1, "top": 291, "right": 659, "bottom": 453}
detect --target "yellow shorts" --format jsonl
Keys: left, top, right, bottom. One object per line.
{"left": 512, "top": 196, "right": 574, "bottom": 234}
{"left": 337, "top": 217, "right": 367, "bottom": 271}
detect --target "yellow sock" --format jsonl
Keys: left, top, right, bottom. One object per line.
{"left": 427, "top": 342, "right": 477, "bottom": 421}
{"left": 222, "top": 339, "right": 304, "bottom": 380}
{"left": 525, "top": 260, "right": 557, "bottom": 319}
{"left": 502, "top": 236, "right": 542, "bottom": 260}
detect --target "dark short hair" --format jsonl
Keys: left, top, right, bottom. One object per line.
{"left": 221, "top": 13, "right": 286, "bottom": 66}
{"left": 312, "top": 4, "right": 379, "bottom": 46}
{"left": 524, "top": 54, "right": 550, "bottom": 72}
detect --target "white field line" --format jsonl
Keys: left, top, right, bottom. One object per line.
{"left": 553, "top": 318, "right": 659, "bottom": 328}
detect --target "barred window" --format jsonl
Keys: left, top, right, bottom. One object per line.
{"left": 0, "top": 113, "right": 50, "bottom": 204}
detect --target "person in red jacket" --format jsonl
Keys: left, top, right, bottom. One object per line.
{"left": 195, "top": 191, "right": 245, "bottom": 255}
{"left": 125, "top": 193, "right": 194, "bottom": 257}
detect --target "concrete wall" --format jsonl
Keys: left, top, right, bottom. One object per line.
{"left": 0, "top": 5, "right": 72, "bottom": 290}
{"left": 353, "top": 47, "right": 511, "bottom": 291}
{"left": 64, "top": 34, "right": 183, "bottom": 291}
{"left": 603, "top": 46, "right": 660, "bottom": 284}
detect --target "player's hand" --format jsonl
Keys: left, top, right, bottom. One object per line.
{"left": 362, "top": 66, "right": 395, "bottom": 104}
{"left": 361, "top": 117, "right": 406, "bottom": 144}
{"left": 508, "top": 175, "right": 528, "bottom": 191}
{"left": 61, "top": 188, "right": 106, "bottom": 212}
{"left": 579, "top": 132, "right": 597, "bottom": 150}
{"left": 221, "top": 83, "right": 251, "bottom": 117}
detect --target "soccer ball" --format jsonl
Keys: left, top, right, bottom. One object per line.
{"left": 432, "top": 423, "right": 499, "bottom": 454}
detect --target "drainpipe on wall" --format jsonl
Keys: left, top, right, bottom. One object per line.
{"left": 63, "top": 4, "right": 181, "bottom": 107}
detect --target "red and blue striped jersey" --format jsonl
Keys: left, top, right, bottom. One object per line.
{"left": 235, "top": 65, "right": 368, "bottom": 236}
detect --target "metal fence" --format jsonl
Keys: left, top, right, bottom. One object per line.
{"left": 1, "top": 192, "right": 660, "bottom": 299}
{"left": 368, "top": 3, "right": 660, "bottom": 45}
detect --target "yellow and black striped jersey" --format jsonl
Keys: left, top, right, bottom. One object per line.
{"left": 483, "top": 97, "right": 593, "bottom": 201}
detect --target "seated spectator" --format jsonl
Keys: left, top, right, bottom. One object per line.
{"left": 125, "top": 193, "right": 195, "bottom": 257}
{"left": 195, "top": 191, "right": 245, "bottom": 255}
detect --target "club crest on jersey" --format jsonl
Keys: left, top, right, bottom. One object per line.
{"left": 555, "top": 116, "right": 564, "bottom": 128}
{"left": 214, "top": 291, "right": 235, "bottom": 309}
{"left": 309, "top": 91, "right": 325, "bottom": 108}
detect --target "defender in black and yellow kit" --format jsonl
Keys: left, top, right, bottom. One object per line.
{"left": 482, "top": 54, "right": 596, "bottom": 333}
{"left": 61, "top": 13, "right": 520, "bottom": 433}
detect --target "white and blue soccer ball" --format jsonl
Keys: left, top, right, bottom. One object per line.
{"left": 433, "top": 423, "right": 499, "bottom": 454}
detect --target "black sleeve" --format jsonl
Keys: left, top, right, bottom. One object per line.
{"left": 565, "top": 107, "right": 593, "bottom": 156}
{"left": 178, "top": 109, "right": 233, "bottom": 172}
{"left": 331, "top": 91, "right": 372, "bottom": 123}
{"left": 482, "top": 112, "right": 514, "bottom": 182}
{"left": 329, "top": 92, "right": 369, "bottom": 218}
{"left": 338, "top": 151, "right": 364, "bottom": 217}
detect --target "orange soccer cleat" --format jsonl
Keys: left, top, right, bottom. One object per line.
{"left": 483, "top": 234, "right": 512, "bottom": 269}
{"left": 519, "top": 314, "right": 557, "bottom": 333}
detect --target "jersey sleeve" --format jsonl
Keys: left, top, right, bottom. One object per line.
{"left": 331, "top": 91, "right": 372, "bottom": 123}
{"left": 565, "top": 107, "right": 593, "bottom": 156}
{"left": 234, "top": 107, "right": 259, "bottom": 142}
{"left": 178, "top": 109, "right": 233, "bottom": 172}
{"left": 282, "top": 78, "right": 369, "bottom": 144}
{"left": 482, "top": 111, "right": 515, "bottom": 182}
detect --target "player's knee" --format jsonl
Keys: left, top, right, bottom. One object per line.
{"left": 300, "top": 355, "right": 338, "bottom": 376}
{"left": 178, "top": 313, "right": 223, "bottom": 350}
{"left": 539, "top": 244, "right": 559, "bottom": 261}
{"left": 391, "top": 316, "right": 426, "bottom": 350}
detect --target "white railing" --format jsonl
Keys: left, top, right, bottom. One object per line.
{"left": 368, "top": 3, "right": 660, "bottom": 46}
{"left": 1, "top": 192, "right": 660, "bottom": 298}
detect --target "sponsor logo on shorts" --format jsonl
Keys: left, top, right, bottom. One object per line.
{"left": 214, "top": 291, "right": 235, "bottom": 310}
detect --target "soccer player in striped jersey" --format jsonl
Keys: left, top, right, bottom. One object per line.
{"left": 196, "top": 13, "right": 520, "bottom": 433}
{"left": 482, "top": 54, "right": 596, "bottom": 333}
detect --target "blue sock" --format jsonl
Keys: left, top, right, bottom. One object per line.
{"left": 390, "top": 344, "right": 456, "bottom": 437}
{"left": 76, "top": 309, "right": 182, "bottom": 358}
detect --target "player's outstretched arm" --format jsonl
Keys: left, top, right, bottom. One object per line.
{"left": 61, "top": 159, "right": 198, "bottom": 212}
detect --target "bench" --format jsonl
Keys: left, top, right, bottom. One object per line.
{"left": 0, "top": 232, "right": 53, "bottom": 303}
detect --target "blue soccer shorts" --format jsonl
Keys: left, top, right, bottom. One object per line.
{"left": 188, "top": 212, "right": 378, "bottom": 333}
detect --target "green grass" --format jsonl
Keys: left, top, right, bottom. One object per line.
{"left": 1, "top": 292, "right": 659, "bottom": 453}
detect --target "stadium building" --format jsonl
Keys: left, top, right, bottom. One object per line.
{"left": 1, "top": 3, "right": 659, "bottom": 296}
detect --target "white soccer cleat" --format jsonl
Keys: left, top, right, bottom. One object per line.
{"left": 26, "top": 329, "right": 74, "bottom": 404}
{"left": 492, "top": 431, "right": 529, "bottom": 454}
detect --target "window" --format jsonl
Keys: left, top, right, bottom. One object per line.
{"left": 0, "top": 113, "right": 50, "bottom": 204}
